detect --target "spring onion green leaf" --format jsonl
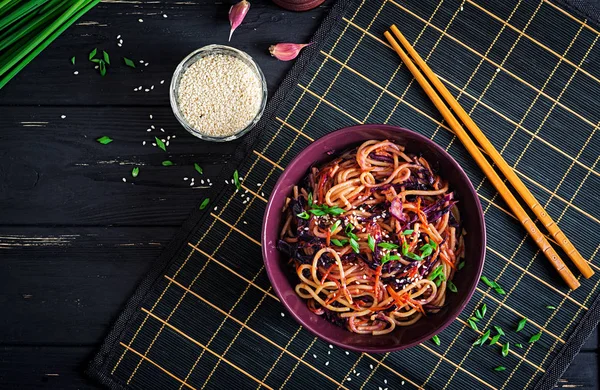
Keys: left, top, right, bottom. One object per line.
{"left": 154, "top": 136, "right": 166, "bottom": 152}
{"left": 307, "top": 192, "right": 313, "bottom": 206}
{"left": 296, "top": 211, "right": 309, "bottom": 220}
{"left": 401, "top": 229, "right": 414, "bottom": 235}
{"left": 309, "top": 209, "right": 327, "bottom": 216}
{"left": 502, "top": 342, "right": 510, "bottom": 357}
{"left": 89, "top": 48, "right": 97, "bottom": 60}
{"left": 402, "top": 241, "right": 409, "bottom": 255}
{"left": 233, "top": 170, "right": 241, "bottom": 190}
{"left": 475, "top": 309, "right": 483, "bottom": 320}
{"left": 528, "top": 332, "right": 541, "bottom": 343}
{"left": 99, "top": 60, "right": 106, "bottom": 76}
{"left": 515, "top": 343, "right": 523, "bottom": 348}
{"left": 199, "top": 198, "right": 210, "bottom": 210}
{"left": 194, "top": 163, "right": 203, "bottom": 175}
{"left": 103, "top": 50, "right": 110, "bottom": 65}
{"left": 123, "top": 57, "right": 136, "bottom": 68}
{"left": 470, "top": 316, "right": 479, "bottom": 322}
{"left": 420, "top": 242, "right": 436, "bottom": 257}
{"left": 131, "top": 167, "right": 139, "bottom": 177}
{"left": 467, "top": 318, "right": 478, "bottom": 331}
{"left": 405, "top": 252, "right": 423, "bottom": 261}
{"left": 349, "top": 237, "right": 360, "bottom": 254}
{"left": 162, "top": 160, "right": 174, "bottom": 166}
{"left": 516, "top": 318, "right": 527, "bottom": 332}
{"left": 481, "top": 276, "right": 494, "bottom": 288}
{"left": 494, "top": 366, "right": 506, "bottom": 372}
{"left": 458, "top": 261, "right": 465, "bottom": 270}
{"left": 381, "top": 253, "right": 400, "bottom": 264}
{"left": 481, "top": 304, "right": 487, "bottom": 317}
{"left": 427, "top": 265, "right": 444, "bottom": 281}
{"left": 431, "top": 335, "right": 440, "bottom": 346}
{"left": 495, "top": 287, "right": 506, "bottom": 295}
{"left": 378, "top": 242, "right": 399, "bottom": 250}
{"left": 331, "top": 220, "right": 341, "bottom": 233}
{"left": 494, "top": 326, "right": 505, "bottom": 336}
{"left": 474, "top": 329, "right": 490, "bottom": 346}
{"left": 489, "top": 334, "right": 501, "bottom": 345}
{"left": 331, "top": 239, "right": 348, "bottom": 247}
{"left": 96, "top": 136, "right": 113, "bottom": 144}
{"left": 546, "top": 305, "right": 556, "bottom": 310}
{"left": 367, "top": 234, "right": 375, "bottom": 252}
{"left": 447, "top": 280, "right": 457, "bottom": 293}
{"left": 71, "top": 56, "right": 75, "bottom": 65}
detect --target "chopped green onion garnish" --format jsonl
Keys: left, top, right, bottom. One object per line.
{"left": 515, "top": 343, "right": 523, "bottom": 348}
{"left": 194, "top": 163, "right": 203, "bottom": 175}
{"left": 378, "top": 242, "right": 399, "bottom": 250}
{"left": 546, "top": 305, "right": 556, "bottom": 310}
{"left": 233, "top": 170, "right": 241, "bottom": 190}
{"left": 447, "top": 281, "right": 457, "bottom": 293}
{"left": 528, "top": 332, "right": 541, "bottom": 343}
{"left": 331, "top": 239, "right": 348, "bottom": 247}
{"left": 502, "top": 342, "right": 510, "bottom": 357}
{"left": 71, "top": 56, "right": 75, "bottom": 65}
{"left": 96, "top": 136, "right": 113, "bottom": 144}
{"left": 475, "top": 309, "right": 483, "bottom": 320}
{"left": 473, "top": 329, "right": 490, "bottom": 346}
{"left": 199, "top": 198, "right": 210, "bottom": 210}
{"left": 401, "top": 229, "right": 414, "bottom": 235}
{"left": 470, "top": 316, "right": 479, "bottom": 322}
{"left": 103, "top": 50, "right": 110, "bottom": 65}
{"left": 494, "top": 366, "right": 506, "bottom": 372}
{"left": 155, "top": 137, "right": 166, "bottom": 152}
{"left": 427, "top": 265, "right": 444, "bottom": 281}
{"left": 297, "top": 211, "right": 310, "bottom": 220}
{"left": 123, "top": 57, "right": 136, "bottom": 68}
{"left": 367, "top": 234, "right": 375, "bottom": 252}
{"left": 458, "top": 261, "right": 465, "bottom": 270}
{"left": 431, "top": 335, "right": 440, "bottom": 346}
{"left": 481, "top": 304, "right": 487, "bottom": 317}
{"left": 99, "top": 60, "right": 107, "bottom": 76}
{"left": 467, "top": 318, "right": 478, "bottom": 331}
{"left": 494, "top": 326, "right": 505, "bottom": 336}
{"left": 307, "top": 192, "right": 313, "bottom": 206}
{"left": 481, "top": 276, "right": 494, "bottom": 288}
{"left": 420, "top": 242, "right": 436, "bottom": 257}
{"left": 349, "top": 237, "right": 360, "bottom": 254}
{"left": 162, "top": 160, "right": 174, "bottom": 166}
{"left": 89, "top": 48, "right": 97, "bottom": 60}
{"left": 131, "top": 167, "right": 139, "bottom": 178}
{"left": 516, "top": 318, "right": 527, "bottom": 332}
{"left": 489, "top": 334, "right": 501, "bottom": 345}
{"left": 331, "top": 220, "right": 341, "bottom": 233}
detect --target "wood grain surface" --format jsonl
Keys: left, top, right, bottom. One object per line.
{"left": 0, "top": 1, "right": 596, "bottom": 389}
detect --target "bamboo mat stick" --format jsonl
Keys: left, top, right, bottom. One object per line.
{"left": 388, "top": 25, "right": 593, "bottom": 280}
{"left": 384, "top": 29, "right": 581, "bottom": 290}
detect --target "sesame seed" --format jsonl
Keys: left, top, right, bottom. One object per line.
{"left": 325, "top": 361, "right": 329, "bottom": 366}
{"left": 151, "top": 125, "right": 155, "bottom": 129}
{"left": 122, "top": 178, "right": 126, "bottom": 182}
{"left": 225, "top": 180, "right": 229, "bottom": 184}
{"left": 384, "top": 379, "right": 388, "bottom": 384}
{"left": 401, "top": 381, "right": 405, "bottom": 385}
{"left": 73, "top": 71, "right": 79, "bottom": 75}
{"left": 347, "top": 378, "right": 351, "bottom": 382}
{"left": 138, "top": 18, "right": 143, "bottom": 22}
{"left": 184, "top": 177, "right": 188, "bottom": 181}
{"left": 160, "top": 80, "right": 165, "bottom": 84}
{"left": 151, "top": 85, "right": 154, "bottom": 89}
{"left": 172, "top": 135, "right": 176, "bottom": 138}
{"left": 256, "top": 183, "right": 262, "bottom": 186}
{"left": 261, "top": 192, "right": 265, "bottom": 197}
{"left": 144, "top": 89, "right": 149, "bottom": 92}
{"left": 327, "top": 351, "right": 330, "bottom": 355}
{"left": 61, "top": 115, "right": 66, "bottom": 119}
{"left": 214, "top": 206, "right": 218, "bottom": 211}
{"left": 370, "top": 364, "right": 374, "bottom": 369}
{"left": 161, "top": 128, "right": 165, "bottom": 132}
{"left": 117, "top": 43, "right": 122, "bottom": 47}
{"left": 243, "top": 221, "right": 247, "bottom": 225}
{"left": 345, "top": 351, "right": 349, "bottom": 355}
{"left": 163, "top": 14, "right": 168, "bottom": 18}
{"left": 142, "top": 141, "right": 146, "bottom": 145}
{"left": 356, "top": 373, "right": 360, "bottom": 376}
{"left": 117, "top": 35, "right": 121, "bottom": 39}
{"left": 329, "top": 345, "right": 333, "bottom": 349}
{"left": 189, "top": 182, "right": 194, "bottom": 186}
{"left": 166, "top": 141, "right": 170, "bottom": 146}
{"left": 152, "top": 143, "right": 156, "bottom": 146}
{"left": 496, "top": 68, "right": 501, "bottom": 73}
{"left": 149, "top": 114, "right": 153, "bottom": 119}
{"left": 280, "top": 312, "right": 285, "bottom": 317}
{"left": 145, "top": 63, "right": 149, "bottom": 67}
{"left": 313, "top": 354, "right": 317, "bottom": 359}
{"left": 201, "top": 180, "right": 204, "bottom": 184}
{"left": 134, "top": 88, "right": 138, "bottom": 91}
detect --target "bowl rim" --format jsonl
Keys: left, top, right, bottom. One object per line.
{"left": 261, "top": 124, "right": 486, "bottom": 352}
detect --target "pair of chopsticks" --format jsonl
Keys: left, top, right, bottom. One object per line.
{"left": 384, "top": 25, "right": 593, "bottom": 290}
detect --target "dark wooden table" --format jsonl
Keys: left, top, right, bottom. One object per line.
{"left": 0, "top": 1, "right": 597, "bottom": 388}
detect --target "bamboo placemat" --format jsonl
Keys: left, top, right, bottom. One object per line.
{"left": 88, "top": 0, "right": 600, "bottom": 389}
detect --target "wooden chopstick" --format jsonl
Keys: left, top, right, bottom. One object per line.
{"left": 388, "top": 25, "right": 593, "bottom": 281}
{"left": 384, "top": 28, "right": 582, "bottom": 290}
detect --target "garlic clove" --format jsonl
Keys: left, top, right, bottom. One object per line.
{"left": 229, "top": 0, "right": 250, "bottom": 42}
{"left": 269, "top": 43, "right": 312, "bottom": 61}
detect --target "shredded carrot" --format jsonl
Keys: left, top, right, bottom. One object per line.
{"left": 326, "top": 228, "right": 331, "bottom": 247}
{"left": 373, "top": 266, "right": 382, "bottom": 300}
{"left": 320, "top": 265, "right": 334, "bottom": 285}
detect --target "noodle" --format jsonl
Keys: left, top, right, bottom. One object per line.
{"left": 277, "top": 139, "right": 465, "bottom": 335}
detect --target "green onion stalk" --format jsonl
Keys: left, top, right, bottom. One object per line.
{"left": 0, "top": 0, "right": 101, "bottom": 90}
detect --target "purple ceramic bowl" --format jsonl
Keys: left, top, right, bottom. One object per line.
{"left": 261, "top": 124, "right": 486, "bottom": 353}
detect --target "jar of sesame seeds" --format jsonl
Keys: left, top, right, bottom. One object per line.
{"left": 170, "top": 45, "right": 267, "bottom": 142}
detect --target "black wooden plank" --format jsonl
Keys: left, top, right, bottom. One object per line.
{"left": 0, "top": 1, "right": 332, "bottom": 106}
{"left": 0, "top": 107, "right": 236, "bottom": 226}
{"left": 0, "top": 227, "right": 175, "bottom": 345}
